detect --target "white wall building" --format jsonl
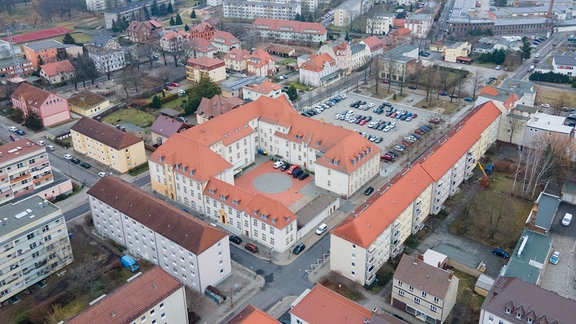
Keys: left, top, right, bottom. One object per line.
{"left": 84, "top": 35, "right": 126, "bottom": 73}
{"left": 366, "top": 16, "right": 393, "bottom": 35}
{"left": 252, "top": 18, "right": 327, "bottom": 44}
{"left": 405, "top": 14, "right": 433, "bottom": 38}
{"left": 223, "top": 0, "right": 301, "bottom": 20}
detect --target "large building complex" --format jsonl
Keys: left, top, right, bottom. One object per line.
{"left": 330, "top": 101, "right": 501, "bottom": 286}
{"left": 252, "top": 18, "right": 327, "bottom": 44}
{"left": 0, "top": 196, "right": 74, "bottom": 303}
{"left": 223, "top": 0, "right": 301, "bottom": 20}
{"left": 67, "top": 267, "right": 189, "bottom": 324}
{"left": 148, "top": 96, "right": 379, "bottom": 251}
{"left": 88, "top": 177, "right": 231, "bottom": 292}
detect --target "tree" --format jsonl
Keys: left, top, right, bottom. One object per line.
{"left": 24, "top": 111, "right": 43, "bottom": 130}
{"left": 150, "top": 95, "right": 162, "bottom": 108}
{"left": 62, "top": 33, "right": 76, "bottom": 45}
{"left": 285, "top": 84, "right": 298, "bottom": 101}
{"left": 495, "top": 0, "right": 507, "bottom": 6}
{"left": 175, "top": 13, "right": 183, "bottom": 25}
{"left": 143, "top": 6, "right": 150, "bottom": 20}
{"left": 150, "top": 0, "right": 158, "bottom": 16}
{"left": 167, "top": 2, "right": 173, "bottom": 14}
{"left": 169, "top": 16, "right": 175, "bottom": 26}
{"left": 190, "top": 9, "right": 196, "bottom": 19}
{"left": 6, "top": 106, "right": 24, "bottom": 123}
{"left": 520, "top": 37, "right": 532, "bottom": 60}
{"left": 345, "top": 31, "right": 350, "bottom": 42}
{"left": 184, "top": 24, "right": 190, "bottom": 31}
{"left": 184, "top": 74, "right": 222, "bottom": 115}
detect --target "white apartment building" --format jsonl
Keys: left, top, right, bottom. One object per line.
{"left": 67, "top": 267, "right": 189, "bottom": 324}
{"left": 405, "top": 14, "right": 433, "bottom": 38}
{"left": 350, "top": 43, "right": 371, "bottom": 70}
{"left": 242, "top": 80, "right": 283, "bottom": 101}
{"left": 223, "top": 0, "right": 301, "bottom": 20}
{"left": 366, "top": 16, "right": 393, "bottom": 35}
{"left": 88, "top": 177, "right": 231, "bottom": 293}
{"left": 330, "top": 101, "right": 502, "bottom": 286}
{"left": 252, "top": 18, "right": 327, "bottom": 44}
{"left": 104, "top": 0, "right": 173, "bottom": 29}
{"left": 0, "top": 196, "right": 74, "bottom": 303}
{"left": 298, "top": 53, "right": 341, "bottom": 87}
{"left": 85, "top": 36, "right": 126, "bottom": 73}
{"left": 333, "top": 0, "right": 373, "bottom": 27}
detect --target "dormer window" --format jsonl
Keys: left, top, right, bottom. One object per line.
{"left": 505, "top": 308, "right": 511, "bottom": 314}
{"left": 208, "top": 189, "right": 216, "bottom": 195}
{"left": 527, "top": 318, "right": 533, "bottom": 324}
{"left": 516, "top": 313, "right": 521, "bottom": 320}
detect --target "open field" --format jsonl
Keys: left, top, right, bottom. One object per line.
{"left": 102, "top": 108, "right": 156, "bottom": 128}
{"left": 535, "top": 84, "right": 576, "bottom": 109}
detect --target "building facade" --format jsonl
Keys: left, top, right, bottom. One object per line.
{"left": 405, "top": 14, "right": 433, "bottom": 38}
{"left": 223, "top": 0, "right": 301, "bottom": 20}
{"left": 67, "top": 91, "right": 111, "bottom": 117}
{"left": 185, "top": 57, "right": 226, "bottom": 83}
{"left": 126, "top": 20, "right": 164, "bottom": 43}
{"left": 70, "top": 117, "right": 147, "bottom": 173}
{"left": 23, "top": 40, "right": 67, "bottom": 69}
{"left": 11, "top": 83, "right": 71, "bottom": 127}
{"left": 224, "top": 48, "right": 250, "bottom": 72}
{"left": 378, "top": 44, "right": 419, "bottom": 84}
{"left": 88, "top": 177, "right": 231, "bottom": 292}
{"left": 85, "top": 36, "right": 126, "bottom": 73}
{"left": 0, "top": 196, "right": 73, "bottom": 303}
{"left": 211, "top": 30, "right": 241, "bottom": 54}
{"left": 104, "top": 0, "right": 174, "bottom": 29}
{"left": 252, "top": 18, "right": 327, "bottom": 44}
{"left": 247, "top": 49, "right": 276, "bottom": 77}
{"left": 242, "top": 80, "right": 283, "bottom": 101}
{"left": 39, "top": 60, "right": 76, "bottom": 84}
{"left": 366, "top": 16, "right": 393, "bottom": 35}
{"left": 0, "top": 58, "right": 34, "bottom": 78}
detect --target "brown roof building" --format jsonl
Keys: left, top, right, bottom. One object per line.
{"left": 196, "top": 95, "right": 244, "bottom": 124}
{"left": 126, "top": 19, "right": 164, "bottom": 43}
{"left": 150, "top": 115, "right": 190, "bottom": 146}
{"left": 67, "top": 267, "right": 188, "bottom": 324}
{"left": 39, "top": 59, "right": 76, "bottom": 84}
{"left": 67, "top": 91, "right": 110, "bottom": 117}
{"left": 87, "top": 177, "right": 231, "bottom": 292}
{"left": 189, "top": 21, "right": 216, "bottom": 40}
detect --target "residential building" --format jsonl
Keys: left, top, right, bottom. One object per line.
{"left": 186, "top": 57, "right": 226, "bottom": 83}
{"left": 480, "top": 276, "right": 575, "bottom": 324}
{"left": 242, "top": 80, "right": 283, "bottom": 101}
{"left": 247, "top": 49, "right": 276, "bottom": 77}
{"left": 221, "top": 75, "right": 268, "bottom": 98}
{"left": 442, "top": 41, "right": 471, "bottom": 63}
{"left": 298, "top": 53, "right": 341, "bottom": 87}
{"left": 0, "top": 58, "right": 34, "bottom": 78}
{"left": 525, "top": 192, "right": 560, "bottom": 236}
{"left": 67, "top": 267, "right": 188, "bottom": 324}
{"left": 0, "top": 139, "right": 54, "bottom": 204}
{"left": 159, "top": 30, "right": 189, "bottom": 53}
{"left": 523, "top": 112, "right": 575, "bottom": 146}
{"left": 350, "top": 43, "right": 370, "bottom": 70}
{"left": 290, "top": 284, "right": 372, "bottom": 324}
{"left": 331, "top": 101, "right": 502, "bottom": 286}
{"left": 366, "top": 16, "right": 393, "bottom": 35}
{"left": 196, "top": 95, "right": 244, "bottom": 124}
{"left": 88, "top": 177, "right": 231, "bottom": 292}
{"left": 23, "top": 39, "right": 67, "bottom": 69}
{"left": 501, "top": 229, "right": 551, "bottom": 285}
{"left": 405, "top": 14, "right": 433, "bottom": 38}
{"left": 252, "top": 18, "right": 327, "bottom": 44}
{"left": 67, "top": 91, "right": 111, "bottom": 117}
{"left": 0, "top": 196, "right": 73, "bottom": 303}
{"left": 334, "top": 0, "right": 361, "bottom": 27}
{"left": 11, "top": 83, "right": 71, "bottom": 127}
{"left": 361, "top": 36, "right": 385, "bottom": 56}
{"left": 561, "top": 180, "right": 576, "bottom": 205}
{"left": 378, "top": 44, "right": 419, "bottom": 84}
{"left": 84, "top": 35, "right": 126, "bottom": 74}
{"left": 223, "top": 0, "right": 301, "bottom": 20}
{"left": 266, "top": 44, "right": 296, "bottom": 57}
{"left": 0, "top": 39, "right": 22, "bottom": 60}
{"left": 228, "top": 304, "right": 280, "bottom": 324}
{"left": 188, "top": 37, "right": 217, "bottom": 58}
{"left": 104, "top": 0, "right": 174, "bottom": 30}
{"left": 392, "top": 254, "right": 459, "bottom": 323}
{"left": 224, "top": 48, "right": 250, "bottom": 72}
{"left": 189, "top": 22, "right": 216, "bottom": 40}
{"left": 39, "top": 59, "right": 76, "bottom": 84}
{"left": 320, "top": 42, "right": 352, "bottom": 75}
{"left": 211, "top": 30, "right": 241, "bottom": 54}
{"left": 150, "top": 115, "right": 189, "bottom": 146}
{"left": 551, "top": 54, "right": 576, "bottom": 76}
{"left": 126, "top": 19, "right": 164, "bottom": 43}
{"left": 70, "top": 117, "right": 146, "bottom": 173}
{"left": 85, "top": 0, "right": 127, "bottom": 12}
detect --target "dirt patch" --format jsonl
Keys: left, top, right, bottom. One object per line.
{"left": 449, "top": 270, "right": 484, "bottom": 323}
{"left": 535, "top": 84, "right": 576, "bottom": 109}
{"left": 319, "top": 271, "right": 366, "bottom": 301}
{"left": 414, "top": 97, "right": 459, "bottom": 115}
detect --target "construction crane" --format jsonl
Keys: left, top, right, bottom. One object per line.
{"left": 477, "top": 162, "right": 490, "bottom": 188}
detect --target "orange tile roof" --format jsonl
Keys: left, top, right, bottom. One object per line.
{"left": 479, "top": 86, "right": 498, "bottom": 96}
{"left": 300, "top": 53, "right": 335, "bottom": 72}
{"left": 225, "top": 48, "right": 250, "bottom": 62}
{"left": 228, "top": 305, "right": 280, "bottom": 324}
{"left": 290, "top": 284, "right": 371, "bottom": 324}
{"left": 247, "top": 49, "right": 274, "bottom": 68}
{"left": 212, "top": 30, "right": 240, "bottom": 45}
{"left": 67, "top": 267, "right": 182, "bottom": 324}
{"left": 189, "top": 37, "right": 217, "bottom": 53}
{"left": 253, "top": 18, "right": 326, "bottom": 35}
{"left": 11, "top": 82, "right": 51, "bottom": 108}
{"left": 197, "top": 95, "right": 244, "bottom": 119}
{"left": 204, "top": 177, "right": 254, "bottom": 210}
{"left": 243, "top": 80, "right": 281, "bottom": 94}
{"left": 190, "top": 21, "right": 214, "bottom": 34}
{"left": 40, "top": 59, "right": 75, "bottom": 77}
{"left": 362, "top": 36, "right": 384, "bottom": 51}
{"left": 331, "top": 164, "right": 433, "bottom": 248}
{"left": 186, "top": 56, "right": 224, "bottom": 68}
{"left": 150, "top": 133, "right": 233, "bottom": 182}
{"left": 315, "top": 133, "right": 379, "bottom": 174}
{"left": 0, "top": 138, "right": 45, "bottom": 165}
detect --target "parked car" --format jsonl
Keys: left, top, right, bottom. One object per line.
{"left": 80, "top": 162, "right": 91, "bottom": 169}
{"left": 280, "top": 163, "right": 290, "bottom": 172}
{"left": 429, "top": 117, "right": 441, "bottom": 124}
{"left": 562, "top": 213, "right": 573, "bottom": 226}
{"left": 492, "top": 248, "right": 510, "bottom": 258}
{"left": 98, "top": 172, "right": 107, "bottom": 177}
{"left": 549, "top": 251, "right": 560, "bottom": 264}
{"left": 364, "top": 187, "right": 375, "bottom": 195}
{"left": 298, "top": 172, "right": 309, "bottom": 180}
{"left": 37, "top": 140, "right": 46, "bottom": 146}
{"left": 229, "top": 235, "right": 242, "bottom": 245}
{"left": 315, "top": 223, "right": 328, "bottom": 235}
{"left": 273, "top": 161, "right": 284, "bottom": 169}
{"left": 8, "top": 126, "right": 17, "bottom": 132}
{"left": 70, "top": 157, "right": 81, "bottom": 164}
{"left": 15, "top": 129, "right": 25, "bottom": 136}
{"left": 287, "top": 164, "right": 299, "bottom": 175}
{"left": 64, "top": 154, "right": 73, "bottom": 160}
{"left": 293, "top": 243, "right": 306, "bottom": 255}
{"left": 292, "top": 168, "right": 304, "bottom": 178}
{"left": 46, "top": 145, "right": 55, "bottom": 151}
{"left": 439, "top": 91, "right": 448, "bottom": 96}
{"left": 171, "top": 82, "right": 180, "bottom": 87}
{"left": 244, "top": 243, "right": 259, "bottom": 253}
{"left": 464, "top": 97, "right": 474, "bottom": 102}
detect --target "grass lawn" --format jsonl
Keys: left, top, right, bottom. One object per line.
{"left": 278, "top": 58, "right": 297, "bottom": 65}
{"left": 54, "top": 32, "right": 92, "bottom": 45}
{"left": 450, "top": 270, "right": 484, "bottom": 323}
{"left": 449, "top": 173, "right": 532, "bottom": 249}
{"left": 535, "top": 85, "right": 576, "bottom": 108}
{"left": 414, "top": 97, "right": 460, "bottom": 115}
{"left": 289, "top": 82, "right": 311, "bottom": 91}
{"left": 102, "top": 108, "right": 156, "bottom": 128}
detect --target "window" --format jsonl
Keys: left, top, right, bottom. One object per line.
{"left": 430, "top": 305, "right": 437, "bottom": 312}
{"left": 433, "top": 296, "right": 439, "bottom": 303}
{"left": 398, "top": 289, "right": 404, "bottom": 296}
{"left": 397, "top": 280, "right": 402, "bottom": 286}
{"left": 159, "top": 303, "right": 164, "bottom": 309}
{"left": 516, "top": 313, "right": 522, "bottom": 320}
{"left": 421, "top": 291, "right": 427, "bottom": 297}
{"left": 409, "top": 285, "right": 414, "bottom": 291}
{"left": 413, "top": 297, "right": 420, "bottom": 304}
{"left": 488, "top": 315, "right": 493, "bottom": 322}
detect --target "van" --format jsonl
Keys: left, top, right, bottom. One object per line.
{"left": 562, "top": 213, "right": 573, "bottom": 226}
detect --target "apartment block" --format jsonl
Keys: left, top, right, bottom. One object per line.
{"left": 88, "top": 177, "right": 231, "bottom": 292}
{"left": 23, "top": 39, "right": 67, "bottom": 69}
{"left": 0, "top": 196, "right": 73, "bottom": 303}
{"left": 242, "top": 80, "right": 283, "bottom": 101}
{"left": 185, "top": 57, "right": 226, "bottom": 83}
{"left": 252, "top": 18, "right": 327, "bottom": 44}
{"left": 223, "top": 0, "right": 301, "bottom": 20}
{"left": 70, "top": 117, "right": 146, "bottom": 173}
{"left": 67, "top": 267, "right": 188, "bottom": 324}
{"left": 366, "top": 16, "right": 393, "bottom": 35}
{"left": 85, "top": 36, "right": 126, "bottom": 74}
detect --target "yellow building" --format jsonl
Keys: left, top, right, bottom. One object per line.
{"left": 68, "top": 91, "right": 110, "bottom": 117}
{"left": 185, "top": 57, "right": 226, "bottom": 83}
{"left": 442, "top": 41, "right": 471, "bottom": 63}
{"left": 70, "top": 117, "right": 146, "bottom": 173}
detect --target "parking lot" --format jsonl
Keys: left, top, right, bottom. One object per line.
{"left": 303, "top": 92, "right": 443, "bottom": 169}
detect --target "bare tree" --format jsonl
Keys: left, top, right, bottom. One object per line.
{"left": 472, "top": 72, "right": 482, "bottom": 100}
{"left": 372, "top": 57, "right": 383, "bottom": 94}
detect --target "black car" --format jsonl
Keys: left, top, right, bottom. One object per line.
{"left": 298, "top": 172, "right": 309, "bottom": 180}
{"left": 292, "top": 168, "right": 304, "bottom": 178}
{"left": 280, "top": 163, "right": 290, "bottom": 171}
{"left": 293, "top": 243, "right": 306, "bottom": 255}
{"left": 408, "top": 85, "right": 417, "bottom": 90}
{"left": 80, "top": 162, "right": 91, "bottom": 169}
{"left": 70, "top": 158, "right": 81, "bottom": 164}
{"left": 364, "top": 187, "right": 375, "bottom": 195}
{"left": 229, "top": 235, "right": 243, "bottom": 245}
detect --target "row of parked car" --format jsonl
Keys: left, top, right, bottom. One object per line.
{"left": 386, "top": 106, "right": 417, "bottom": 122}
{"left": 383, "top": 124, "right": 434, "bottom": 162}
{"left": 272, "top": 161, "right": 310, "bottom": 180}
{"left": 300, "top": 94, "right": 348, "bottom": 117}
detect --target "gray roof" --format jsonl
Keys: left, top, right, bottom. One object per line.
{"left": 381, "top": 44, "right": 418, "bottom": 62}
{"left": 515, "top": 104, "right": 538, "bottom": 114}
{"left": 475, "top": 274, "right": 495, "bottom": 292}
{"left": 150, "top": 115, "right": 185, "bottom": 137}
{"left": 0, "top": 195, "right": 61, "bottom": 238}
{"left": 482, "top": 276, "right": 576, "bottom": 323}
{"left": 534, "top": 192, "right": 560, "bottom": 229}
{"left": 351, "top": 43, "right": 366, "bottom": 55}
{"left": 221, "top": 76, "right": 267, "bottom": 91}
{"left": 553, "top": 54, "right": 576, "bottom": 66}
{"left": 499, "top": 79, "right": 535, "bottom": 97}
{"left": 106, "top": 0, "right": 154, "bottom": 14}
{"left": 336, "top": 0, "right": 360, "bottom": 11}
{"left": 494, "top": 18, "right": 547, "bottom": 26}
{"left": 561, "top": 180, "right": 576, "bottom": 195}
{"left": 0, "top": 57, "right": 31, "bottom": 68}
{"left": 503, "top": 229, "right": 552, "bottom": 285}
{"left": 24, "top": 39, "right": 65, "bottom": 51}
{"left": 90, "top": 35, "right": 115, "bottom": 48}
{"left": 394, "top": 254, "right": 457, "bottom": 299}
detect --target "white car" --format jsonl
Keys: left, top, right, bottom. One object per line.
{"left": 63, "top": 154, "right": 72, "bottom": 160}
{"left": 273, "top": 161, "right": 284, "bottom": 169}
{"left": 46, "top": 145, "right": 55, "bottom": 151}
{"left": 98, "top": 172, "right": 106, "bottom": 178}
{"left": 562, "top": 213, "right": 573, "bottom": 226}
{"left": 37, "top": 140, "right": 46, "bottom": 146}
{"left": 315, "top": 223, "right": 328, "bottom": 235}
{"left": 8, "top": 126, "right": 17, "bottom": 132}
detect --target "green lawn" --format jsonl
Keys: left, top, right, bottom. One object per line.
{"left": 102, "top": 108, "right": 156, "bottom": 128}
{"left": 54, "top": 32, "right": 92, "bottom": 45}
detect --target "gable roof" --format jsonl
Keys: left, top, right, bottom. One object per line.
{"left": 150, "top": 115, "right": 186, "bottom": 137}
{"left": 482, "top": 276, "right": 576, "bottom": 324}
{"left": 197, "top": 95, "right": 244, "bottom": 119}
{"left": 40, "top": 59, "right": 75, "bottom": 77}
{"left": 87, "top": 177, "right": 228, "bottom": 254}
{"left": 225, "top": 48, "right": 250, "bottom": 62}
{"left": 361, "top": 36, "right": 384, "bottom": 51}
{"left": 290, "top": 284, "right": 371, "bottom": 324}
{"left": 186, "top": 56, "right": 224, "bottom": 68}
{"left": 189, "top": 37, "right": 217, "bottom": 53}
{"left": 211, "top": 30, "right": 240, "bottom": 45}
{"left": 68, "top": 91, "right": 107, "bottom": 109}
{"left": 394, "top": 254, "right": 457, "bottom": 299}
{"left": 70, "top": 117, "right": 142, "bottom": 150}
{"left": 11, "top": 83, "right": 51, "bottom": 108}
{"left": 300, "top": 53, "right": 335, "bottom": 72}
{"left": 315, "top": 133, "right": 379, "bottom": 174}
{"left": 331, "top": 164, "right": 433, "bottom": 248}
{"left": 190, "top": 21, "right": 214, "bottom": 34}
{"left": 90, "top": 35, "right": 116, "bottom": 48}
{"left": 247, "top": 49, "right": 274, "bottom": 68}
{"left": 67, "top": 267, "right": 182, "bottom": 324}
{"left": 227, "top": 304, "right": 280, "bottom": 324}
{"left": 243, "top": 80, "right": 281, "bottom": 94}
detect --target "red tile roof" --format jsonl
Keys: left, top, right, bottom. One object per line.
{"left": 253, "top": 18, "right": 326, "bottom": 35}
{"left": 315, "top": 133, "right": 379, "bottom": 174}
{"left": 394, "top": 254, "right": 456, "bottom": 299}
{"left": 150, "top": 115, "right": 186, "bottom": 137}
{"left": 228, "top": 305, "right": 280, "bottom": 324}
{"left": 225, "top": 48, "right": 250, "bottom": 62}
{"left": 361, "top": 36, "right": 384, "bottom": 52}
{"left": 300, "top": 53, "right": 335, "bottom": 72}
{"left": 189, "top": 37, "right": 217, "bottom": 53}
{"left": 331, "top": 164, "right": 433, "bottom": 248}
{"left": 11, "top": 83, "right": 51, "bottom": 108}
{"left": 247, "top": 49, "right": 274, "bottom": 68}
{"left": 243, "top": 80, "right": 282, "bottom": 94}
{"left": 186, "top": 56, "right": 224, "bottom": 68}
{"left": 197, "top": 95, "right": 244, "bottom": 120}
{"left": 290, "top": 284, "right": 371, "bottom": 324}
{"left": 40, "top": 59, "right": 75, "bottom": 77}
{"left": 479, "top": 86, "right": 498, "bottom": 96}
{"left": 0, "top": 138, "right": 45, "bottom": 165}
{"left": 211, "top": 30, "right": 240, "bottom": 45}
{"left": 67, "top": 267, "right": 182, "bottom": 324}
{"left": 70, "top": 117, "right": 142, "bottom": 150}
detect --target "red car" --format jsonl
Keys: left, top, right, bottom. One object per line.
{"left": 381, "top": 154, "right": 393, "bottom": 161}
{"left": 244, "top": 243, "right": 259, "bottom": 253}
{"left": 171, "top": 82, "right": 180, "bottom": 87}
{"left": 164, "top": 85, "right": 173, "bottom": 91}
{"left": 415, "top": 129, "right": 425, "bottom": 135}
{"left": 412, "top": 114, "right": 418, "bottom": 119}
{"left": 429, "top": 117, "right": 441, "bottom": 124}
{"left": 359, "top": 119, "right": 367, "bottom": 126}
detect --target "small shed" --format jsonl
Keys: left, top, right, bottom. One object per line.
{"left": 119, "top": 123, "right": 145, "bottom": 140}
{"left": 561, "top": 181, "right": 576, "bottom": 205}
{"left": 474, "top": 274, "right": 495, "bottom": 297}
{"left": 423, "top": 249, "right": 448, "bottom": 269}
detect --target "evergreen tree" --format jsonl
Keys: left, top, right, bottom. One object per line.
{"left": 185, "top": 74, "right": 222, "bottom": 115}
{"left": 520, "top": 37, "right": 532, "bottom": 60}
{"left": 167, "top": 3, "right": 173, "bottom": 14}
{"left": 169, "top": 17, "right": 175, "bottom": 26}
{"left": 24, "top": 111, "right": 43, "bottom": 130}
{"left": 185, "top": 24, "right": 190, "bottom": 31}
{"left": 150, "top": 95, "right": 162, "bottom": 108}
{"left": 294, "top": 13, "right": 301, "bottom": 21}
{"left": 190, "top": 9, "right": 196, "bottom": 19}
{"left": 175, "top": 13, "right": 183, "bottom": 25}
{"left": 111, "top": 19, "right": 117, "bottom": 32}
{"left": 285, "top": 84, "right": 298, "bottom": 101}
{"left": 345, "top": 31, "right": 350, "bottom": 41}
{"left": 159, "top": 3, "right": 167, "bottom": 15}
{"left": 62, "top": 33, "right": 76, "bottom": 45}
{"left": 143, "top": 6, "right": 151, "bottom": 20}
{"left": 150, "top": 0, "right": 159, "bottom": 16}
